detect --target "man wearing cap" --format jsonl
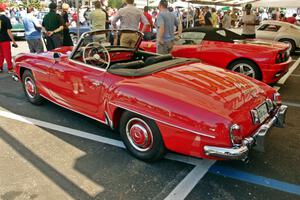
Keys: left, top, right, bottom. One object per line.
{"left": 22, "top": 7, "right": 44, "bottom": 53}
{"left": 239, "top": 4, "right": 259, "bottom": 39}
{"left": 0, "top": 3, "right": 18, "bottom": 73}
{"left": 42, "top": 2, "right": 64, "bottom": 50}
{"left": 156, "top": 0, "right": 181, "bottom": 54}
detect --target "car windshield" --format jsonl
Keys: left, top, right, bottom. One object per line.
{"left": 78, "top": 30, "right": 142, "bottom": 49}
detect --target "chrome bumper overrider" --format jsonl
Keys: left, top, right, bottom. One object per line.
{"left": 204, "top": 105, "right": 288, "bottom": 161}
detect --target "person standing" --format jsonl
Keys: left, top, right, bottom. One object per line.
{"left": 239, "top": 4, "right": 259, "bottom": 39}
{"left": 112, "top": 0, "right": 148, "bottom": 47}
{"left": 156, "top": 0, "right": 180, "bottom": 54}
{"left": 90, "top": 1, "right": 106, "bottom": 31}
{"left": 22, "top": 7, "right": 44, "bottom": 53}
{"left": 287, "top": 14, "right": 299, "bottom": 25}
{"left": 211, "top": 8, "right": 218, "bottom": 28}
{"left": 42, "top": 2, "right": 64, "bottom": 51}
{"left": 100, "top": 0, "right": 110, "bottom": 30}
{"left": 222, "top": 11, "right": 232, "bottom": 29}
{"left": 61, "top": 3, "right": 73, "bottom": 46}
{"left": 0, "top": 3, "right": 18, "bottom": 73}
{"left": 193, "top": 8, "right": 201, "bottom": 27}
{"left": 140, "top": 6, "right": 154, "bottom": 41}
{"left": 204, "top": 6, "right": 213, "bottom": 26}
{"left": 112, "top": 0, "right": 148, "bottom": 31}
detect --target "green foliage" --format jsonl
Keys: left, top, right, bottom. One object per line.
{"left": 108, "top": 0, "right": 123, "bottom": 8}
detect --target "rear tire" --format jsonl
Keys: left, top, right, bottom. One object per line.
{"left": 119, "top": 111, "right": 165, "bottom": 162}
{"left": 22, "top": 70, "right": 44, "bottom": 105}
{"left": 228, "top": 59, "right": 262, "bottom": 80}
{"left": 279, "top": 39, "right": 296, "bottom": 54}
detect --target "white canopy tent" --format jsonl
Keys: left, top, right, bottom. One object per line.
{"left": 184, "top": 0, "right": 259, "bottom": 7}
{"left": 252, "top": 0, "right": 300, "bottom": 8}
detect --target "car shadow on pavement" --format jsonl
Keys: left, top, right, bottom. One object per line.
{"left": 0, "top": 127, "right": 95, "bottom": 200}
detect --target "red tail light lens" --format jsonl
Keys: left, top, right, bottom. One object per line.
{"left": 274, "top": 92, "right": 282, "bottom": 106}
{"left": 230, "top": 124, "right": 243, "bottom": 146}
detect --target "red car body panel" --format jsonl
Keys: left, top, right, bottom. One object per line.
{"left": 140, "top": 39, "right": 291, "bottom": 84}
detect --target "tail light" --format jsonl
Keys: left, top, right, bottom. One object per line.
{"left": 275, "top": 51, "right": 289, "bottom": 63}
{"left": 274, "top": 92, "right": 282, "bottom": 106}
{"left": 230, "top": 124, "right": 243, "bottom": 146}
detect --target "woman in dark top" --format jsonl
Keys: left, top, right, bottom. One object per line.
{"left": 194, "top": 8, "right": 201, "bottom": 27}
{"left": 61, "top": 3, "right": 73, "bottom": 46}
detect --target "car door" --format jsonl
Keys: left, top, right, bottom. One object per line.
{"left": 49, "top": 54, "right": 105, "bottom": 115}
{"left": 256, "top": 24, "right": 281, "bottom": 40}
{"left": 171, "top": 32, "right": 206, "bottom": 59}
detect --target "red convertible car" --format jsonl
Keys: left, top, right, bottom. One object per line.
{"left": 13, "top": 30, "right": 287, "bottom": 162}
{"left": 140, "top": 27, "right": 291, "bottom": 84}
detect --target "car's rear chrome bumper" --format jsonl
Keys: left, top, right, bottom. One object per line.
{"left": 204, "top": 105, "right": 288, "bottom": 161}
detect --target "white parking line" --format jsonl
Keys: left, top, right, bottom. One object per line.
{"left": 291, "top": 74, "right": 300, "bottom": 77}
{"left": 0, "top": 109, "right": 214, "bottom": 200}
{"left": 278, "top": 57, "right": 300, "bottom": 85}
{"left": 282, "top": 101, "right": 300, "bottom": 108}
{"left": 164, "top": 161, "right": 214, "bottom": 200}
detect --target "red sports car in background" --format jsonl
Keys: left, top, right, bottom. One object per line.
{"left": 13, "top": 30, "right": 287, "bottom": 162}
{"left": 140, "top": 27, "right": 291, "bottom": 84}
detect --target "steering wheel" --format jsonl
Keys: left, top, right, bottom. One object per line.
{"left": 83, "top": 42, "right": 110, "bottom": 69}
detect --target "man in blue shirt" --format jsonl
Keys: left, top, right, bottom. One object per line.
{"left": 155, "top": 0, "right": 181, "bottom": 54}
{"left": 22, "top": 7, "right": 44, "bottom": 53}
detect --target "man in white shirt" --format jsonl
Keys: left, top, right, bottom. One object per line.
{"left": 239, "top": 4, "right": 259, "bottom": 39}
{"left": 111, "top": 0, "right": 148, "bottom": 47}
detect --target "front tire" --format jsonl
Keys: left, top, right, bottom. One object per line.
{"left": 22, "top": 70, "right": 44, "bottom": 105}
{"left": 228, "top": 59, "right": 262, "bottom": 80}
{"left": 119, "top": 111, "right": 165, "bottom": 162}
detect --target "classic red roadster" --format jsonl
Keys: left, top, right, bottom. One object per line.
{"left": 13, "top": 30, "right": 287, "bottom": 162}
{"left": 140, "top": 27, "right": 291, "bottom": 84}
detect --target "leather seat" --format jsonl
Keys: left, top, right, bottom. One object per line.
{"left": 109, "top": 60, "right": 144, "bottom": 70}
{"left": 144, "top": 55, "right": 173, "bottom": 66}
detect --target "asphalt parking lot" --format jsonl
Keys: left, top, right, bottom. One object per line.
{"left": 0, "top": 42, "right": 300, "bottom": 200}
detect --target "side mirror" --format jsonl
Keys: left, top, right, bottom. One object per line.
{"left": 53, "top": 52, "right": 61, "bottom": 62}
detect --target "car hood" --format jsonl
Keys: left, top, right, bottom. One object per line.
{"left": 234, "top": 39, "right": 289, "bottom": 50}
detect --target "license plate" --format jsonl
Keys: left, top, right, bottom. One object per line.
{"left": 257, "top": 103, "right": 269, "bottom": 123}
{"left": 17, "top": 32, "right": 24, "bottom": 37}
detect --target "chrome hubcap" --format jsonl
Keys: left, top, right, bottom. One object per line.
{"left": 282, "top": 41, "right": 292, "bottom": 52}
{"left": 24, "top": 77, "right": 36, "bottom": 98}
{"left": 126, "top": 118, "right": 153, "bottom": 152}
{"left": 232, "top": 63, "right": 255, "bottom": 78}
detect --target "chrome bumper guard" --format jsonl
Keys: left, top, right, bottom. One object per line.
{"left": 204, "top": 105, "right": 288, "bottom": 161}
{"left": 11, "top": 74, "right": 19, "bottom": 82}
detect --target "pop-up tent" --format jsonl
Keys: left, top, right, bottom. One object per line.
{"left": 184, "top": 0, "right": 260, "bottom": 6}
{"left": 252, "top": 0, "right": 300, "bottom": 8}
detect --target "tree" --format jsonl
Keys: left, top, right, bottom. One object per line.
{"left": 108, "top": 0, "right": 122, "bottom": 8}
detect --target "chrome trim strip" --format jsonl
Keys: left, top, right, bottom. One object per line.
{"left": 40, "top": 94, "right": 107, "bottom": 125}
{"left": 204, "top": 105, "right": 288, "bottom": 160}
{"left": 108, "top": 102, "right": 216, "bottom": 139}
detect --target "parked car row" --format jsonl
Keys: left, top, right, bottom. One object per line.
{"left": 13, "top": 29, "right": 288, "bottom": 162}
